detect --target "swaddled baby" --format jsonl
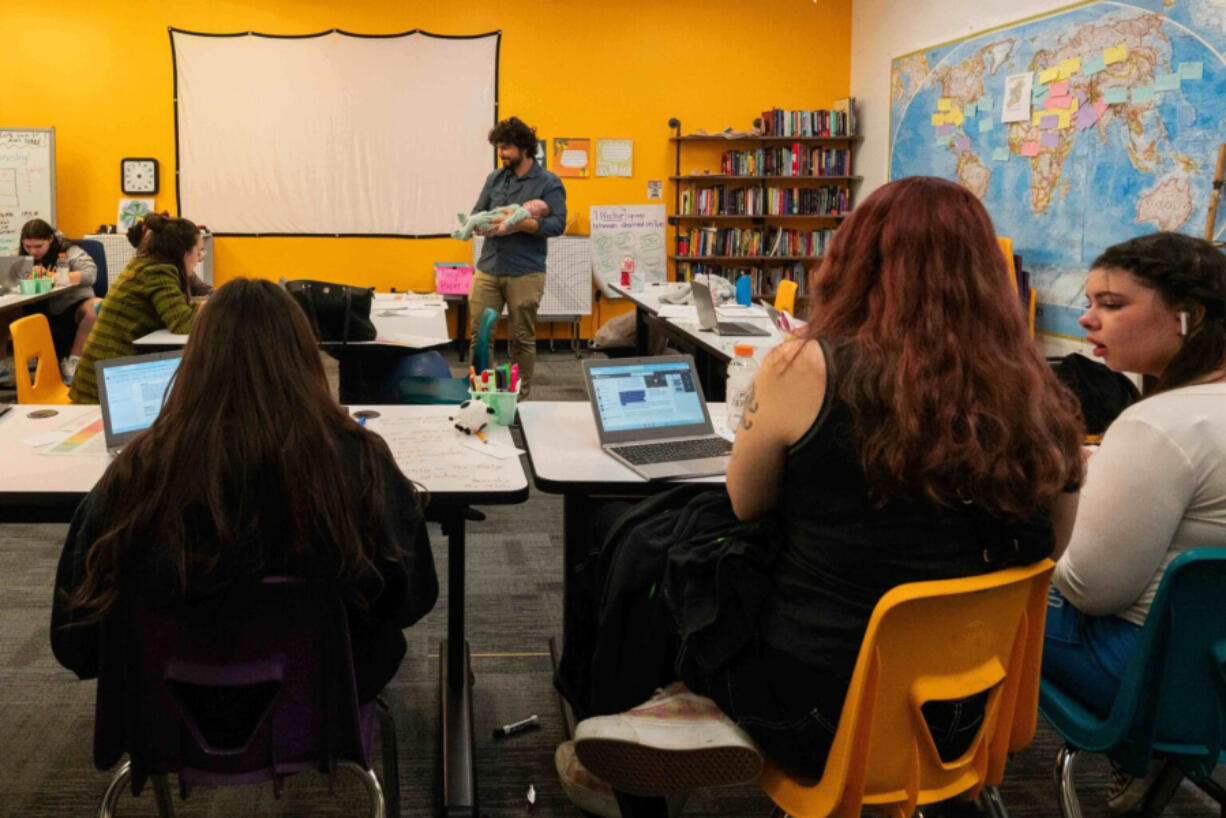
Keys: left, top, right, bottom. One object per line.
{"left": 452, "top": 199, "right": 550, "bottom": 241}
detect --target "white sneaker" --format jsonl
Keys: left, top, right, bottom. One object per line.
{"left": 556, "top": 740, "right": 622, "bottom": 818}
{"left": 573, "top": 682, "right": 763, "bottom": 797}
{"left": 60, "top": 355, "right": 79, "bottom": 385}
{"left": 1106, "top": 758, "right": 1168, "bottom": 813}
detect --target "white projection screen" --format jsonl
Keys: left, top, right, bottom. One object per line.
{"left": 171, "top": 29, "right": 499, "bottom": 237}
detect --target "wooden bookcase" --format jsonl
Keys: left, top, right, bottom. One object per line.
{"left": 666, "top": 110, "right": 861, "bottom": 306}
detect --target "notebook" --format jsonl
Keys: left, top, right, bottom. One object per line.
{"left": 691, "top": 279, "right": 771, "bottom": 337}
{"left": 96, "top": 350, "right": 183, "bottom": 455}
{"left": 583, "top": 354, "right": 732, "bottom": 480}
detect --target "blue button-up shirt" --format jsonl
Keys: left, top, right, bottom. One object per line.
{"left": 472, "top": 161, "right": 567, "bottom": 277}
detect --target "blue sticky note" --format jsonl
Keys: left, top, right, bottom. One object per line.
{"left": 1083, "top": 56, "right": 1107, "bottom": 75}
{"left": 1132, "top": 85, "right": 1157, "bottom": 103}
{"left": 1154, "top": 72, "right": 1181, "bottom": 91}
{"left": 978, "top": 117, "right": 995, "bottom": 133}
{"left": 1032, "top": 84, "right": 1050, "bottom": 101}
{"left": 1103, "top": 87, "right": 1128, "bottom": 104}
{"left": 992, "top": 147, "right": 1011, "bottom": 162}
{"left": 980, "top": 94, "right": 994, "bottom": 110}
{"left": 1180, "top": 61, "right": 1204, "bottom": 80}
{"left": 963, "top": 102, "right": 977, "bottom": 118}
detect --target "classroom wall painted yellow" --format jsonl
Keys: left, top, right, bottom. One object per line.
{"left": 3, "top": 0, "right": 851, "bottom": 336}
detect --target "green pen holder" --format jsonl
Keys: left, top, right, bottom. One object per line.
{"left": 37, "top": 278, "right": 54, "bottom": 293}
{"left": 18, "top": 278, "right": 38, "bottom": 294}
{"left": 470, "top": 385, "right": 520, "bottom": 425}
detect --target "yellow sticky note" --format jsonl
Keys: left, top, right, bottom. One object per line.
{"left": 1070, "top": 97, "right": 1080, "bottom": 113}
{"left": 932, "top": 113, "right": 944, "bottom": 126}
{"left": 1058, "top": 57, "right": 1082, "bottom": 79}
{"left": 1104, "top": 44, "right": 1128, "bottom": 65}
{"left": 938, "top": 98, "right": 952, "bottom": 111}
{"left": 1039, "top": 66, "right": 1060, "bottom": 84}
{"left": 950, "top": 107, "right": 965, "bottom": 126}
{"left": 1033, "top": 111, "right": 1045, "bottom": 126}
{"left": 1057, "top": 110, "right": 1072, "bottom": 129}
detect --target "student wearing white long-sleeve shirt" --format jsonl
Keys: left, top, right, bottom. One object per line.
{"left": 1045, "top": 231, "right": 1226, "bottom": 812}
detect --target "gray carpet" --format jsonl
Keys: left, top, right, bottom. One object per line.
{"left": 0, "top": 349, "right": 1220, "bottom": 816}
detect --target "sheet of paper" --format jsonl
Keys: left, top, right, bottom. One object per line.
{"left": 715, "top": 304, "right": 767, "bottom": 317}
{"left": 374, "top": 334, "right": 451, "bottom": 348}
{"left": 458, "top": 436, "right": 524, "bottom": 460}
{"left": 23, "top": 432, "right": 66, "bottom": 448}
{"left": 655, "top": 305, "right": 699, "bottom": 320}
{"left": 40, "top": 413, "right": 108, "bottom": 458}
{"left": 360, "top": 413, "right": 521, "bottom": 493}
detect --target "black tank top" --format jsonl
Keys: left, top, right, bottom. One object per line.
{"left": 761, "top": 340, "right": 1054, "bottom": 676}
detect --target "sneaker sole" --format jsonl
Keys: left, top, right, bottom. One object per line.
{"left": 574, "top": 737, "right": 762, "bottom": 796}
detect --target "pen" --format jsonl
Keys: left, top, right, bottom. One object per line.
{"left": 469, "top": 365, "right": 476, "bottom": 390}
{"left": 358, "top": 416, "right": 366, "bottom": 427}
{"left": 492, "top": 713, "right": 539, "bottom": 739}
{"left": 510, "top": 363, "right": 518, "bottom": 393}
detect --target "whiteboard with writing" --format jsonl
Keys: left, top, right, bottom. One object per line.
{"left": 590, "top": 204, "right": 666, "bottom": 297}
{"left": 0, "top": 129, "right": 55, "bottom": 256}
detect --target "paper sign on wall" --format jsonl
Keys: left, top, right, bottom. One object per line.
{"left": 553, "top": 138, "right": 591, "bottom": 178}
{"left": 590, "top": 204, "right": 667, "bottom": 296}
{"left": 118, "top": 198, "right": 155, "bottom": 232}
{"left": 434, "top": 262, "right": 473, "bottom": 295}
{"left": 595, "top": 138, "right": 633, "bottom": 177}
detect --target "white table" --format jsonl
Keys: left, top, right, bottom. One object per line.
{"left": 0, "top": 402, "right": 527, "bottom": 818}
{"left": 0, "top": 283, "right": 70, "bottom": 313}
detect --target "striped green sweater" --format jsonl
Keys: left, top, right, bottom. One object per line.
{"left": 70, "top": 258, "right": 199, "bottom": 404}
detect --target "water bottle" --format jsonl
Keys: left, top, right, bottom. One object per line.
{"left": 55, "top": 253, "right": 70, "bottom": 286}
{"left": 725, "top": 344, "right": 759, "bottom": 432}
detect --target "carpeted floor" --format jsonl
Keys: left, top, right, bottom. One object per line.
{"left": 0, "top": 349, "right": 1220, "bottom": 816}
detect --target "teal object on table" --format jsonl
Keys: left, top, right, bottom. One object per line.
{"left": 735, "top": 275, "right": 753, "bottom": 306}
{"left": 389, "top": 307, "right": 498, "bottom": 405}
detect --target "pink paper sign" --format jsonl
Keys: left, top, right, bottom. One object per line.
{"left": 434, "top": 263, "right": 474, "bottom": 295}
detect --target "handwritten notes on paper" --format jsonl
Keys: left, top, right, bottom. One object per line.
{"left": 362, "top": 410, "right": 525, "bottom": 494}
{"left": 595, "top": 139, "right": 634, "bottom": 177}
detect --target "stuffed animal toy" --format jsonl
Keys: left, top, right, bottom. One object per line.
{"left": 451, "top": 399, "right": 495, "bottom": 436}
{"left": 452, "top": 199, "right": 550, "bottom": 241}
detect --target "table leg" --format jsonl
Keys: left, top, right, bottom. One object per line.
{"left": 439, "top": 507, "right": 477, "bottom": 817}
{"left": 455, "top": 297, "right": 470, "bottom": 363}
{"left": 634, "top": 307, "right": 648, "bottom": 356}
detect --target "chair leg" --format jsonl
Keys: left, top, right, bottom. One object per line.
{"left": 1138, "top": 761, "right": 1186, "bottom": 818}
{"left": 979, "top": 785, "right": 1010, "bottom": 818}
{"left": 97, "top": 761, "right": 131, "bottom": 818}
{"left": 339, "top": 759, "right": 386, "bottom": 818}
{"left": 376, "top": 697, "right": 401, "bottom": 818}
{"left": 1054, "top": 744, "right": 1083, "bottom": 818}
{"left": 151, "top": 773, "right": 176, "bottom": 818}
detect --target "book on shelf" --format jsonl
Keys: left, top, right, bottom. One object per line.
{"left": 760, "top": 99, "right": 856, "bottom": 138}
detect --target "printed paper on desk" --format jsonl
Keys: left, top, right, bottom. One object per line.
{"left": 458, "top": 436, "right": 523, "bottom": 460}
{"left": 655, "top": 305, "right": 699, "bottom": 321}
{"left": 375, "top": 334, "right": 450, "bottom": 348}
{"left": 434, "top": 263, "right": 473, "bottom": 295}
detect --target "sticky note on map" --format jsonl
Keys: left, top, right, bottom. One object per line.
{"left": 963, "top": 102, "right": 977, "bottom": 118}
{"left": 1033, "top": 111, "right": 1045, "bottom": 126}
{"left": 1059, "top": 57, "right": 1081, "bottom": 78}
{"left": 980, "top": 94, "right": 994, "bottom": 110}
{"left": 1057, "top": 111, "right": 1072, "bottom": 129}
{"left": 1040, "top": 114, "right": 1059, "bottom": 129}
{"left": 1039, "top": 66, "right": 1060, "bottom": 84}
{"left": 1104, "top": 44, "right": 1128, "bottom": 65}
{"left": 948, "top": 107, "right": 965, "bottom": 126}
{"left": 993, "top": 147, "right": 1011, "bottom": 162}
{"left": 1074, "top": 104, "right": 1100, "bottom": 131}
{"left": 1180, "top": 62, "right": 1204, "bottom": 80}
{"left": 932, "top": 114, "right": 945, "bottom": 126}
{"left": 955, "top": 134, "right": 972, "bottom": 151}
{"left": 979, "top": 117, "right": 995, "bottom": 133}
{"left": 1154, "top": 72, "right": 1181, "bottom": 91}
{"left": 938, "top": 98, "right": 952, "bottom": 111}
{"left": 1045, "top": 95, "right": 1073, "bottom": 110}
{"left": 1049, "top": 80, "right": 1069, "bottom": 97}
{"left": 1103, "top": 87, "right": 1128, "bottom": 104}
{"left": 1083, "top": 56, "right": 1107, "bottom": 75}
{"left": 937, "top": 124, "right": 953, "bottom": 136}
{"left": 1132, "top": 85, "right": 1157, "bottom": 104}
{"left": 1020, "top": 142, "right": 1040, "bottom": 157}
{"left": 1040, "top": 131, "right": 1060, "bottom": 148}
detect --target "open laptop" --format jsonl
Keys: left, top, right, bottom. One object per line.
{"left": 691, "top": 279, "right": 771, "bottom": 337}
{"left": 583, "top": 354, "right": 733, "bottom": 480}
{"left": 0, "top": 256, "right": 33, "bottom": 294}
{"left": 96, "top": 350, "right": 183, "bottom": 455}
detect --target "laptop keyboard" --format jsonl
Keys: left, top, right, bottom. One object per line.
{"left": 609, "top": 436, "right": 732, "bottom": 465}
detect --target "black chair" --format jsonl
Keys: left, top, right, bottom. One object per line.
{"left": 74, "top": 238, "right": 108, "bottom": 299}
{"left": 93, "top": 577, "right": 400, "bottom": 817}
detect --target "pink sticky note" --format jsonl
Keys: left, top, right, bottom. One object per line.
{"left": 1094, "top": 100, "right": 1108, "bottom": 117}
{"left": 955, "top": 134, "right": 972, "bottom": 151}
{"left": 1040, "top": 131, "right": 1059, "bottom": 148}
{"left": 1040, "top": 114, "right": 1059, "bottom": 129}
{"left": 1044, "top": 95, "right": 1073, "bottom": 110}
{"left": 937, "top": 124, "right": 953, "bottom": 136}
{"left": 1020, "top": 142, "right": 1040, "bottom": 157}
{"left": 1049, "top": 80, "right": 1069, "bottom": 96}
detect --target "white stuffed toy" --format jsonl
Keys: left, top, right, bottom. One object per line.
{"left": 451, "top": 399, "right": 495, "bottom": 436}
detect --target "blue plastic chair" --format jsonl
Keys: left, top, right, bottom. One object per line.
{"left": 75, "top": 238, "right": 109, "bottom": 299}
{"left": 1039, "top": 548, "right": 1226, "bottom": 817}
{"left": 386, "top": 307, "right": 498, "bottom": 405}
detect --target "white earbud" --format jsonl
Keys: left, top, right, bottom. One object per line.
{"left": 1180, "top": 311, "right": 1189, "bottom": 336}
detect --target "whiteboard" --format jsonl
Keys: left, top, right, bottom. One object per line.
{"left": 472, "top": 235, "right": 592, "bottom": 318}
{"left": 590, "top": 204, "right": 667, "bottom": 297}
{"left": 0, "top": 129, "right": 55, "bottom": 255}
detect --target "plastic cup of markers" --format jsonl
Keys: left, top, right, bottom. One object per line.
{"left": 36, "top": 278, "right": 54, "bottom": 293}
{"left": 18, "top": 278, "right": 38, "bottom": 295}
{"left": 470, "top": 385, "right": 520, "bottom": 425}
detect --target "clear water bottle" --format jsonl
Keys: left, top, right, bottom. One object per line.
{"left": 725, "top": 344, "right": 759, "bottom": 432}
{"left": 55, "top": 253, "right": 70, "bottom": 286}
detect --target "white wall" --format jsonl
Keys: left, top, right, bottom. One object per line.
{"left": 850, "top": 0, "right": 1073, "bottom": 193}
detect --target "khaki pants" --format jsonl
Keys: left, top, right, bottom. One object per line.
{"left": 469, "top": 270, "right": 546, "bottom": 398}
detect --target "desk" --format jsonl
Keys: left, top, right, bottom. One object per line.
{"left": 0, "top": 284, "right": 70, "bottom": 313}
{"left": 0, "top": 403, "right": 529, "bottom": 818}
{"left": 135, "top": 296, "right": 453, "bottom": 404}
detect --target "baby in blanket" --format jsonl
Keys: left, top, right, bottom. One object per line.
{"left": 452, "top": 198, "right": 550, "bottom": 241}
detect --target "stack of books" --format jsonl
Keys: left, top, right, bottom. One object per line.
{"left": 760, "top": 99, "right": 856, "bottom": 138}
{"left": 765, "top": 185, "right": 849, "bottom": 216}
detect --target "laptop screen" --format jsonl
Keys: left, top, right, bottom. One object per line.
{"left": 588, "top": 359, "right": 706, "bottom": 433}
{"left": 100, "top": 353, "right": 182, "bottom": 436}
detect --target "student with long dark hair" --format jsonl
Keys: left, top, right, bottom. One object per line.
{"left": 51, "top": 278, "right": 437, "bottom": 704}
{"left": 18, "top": 218, "right": 101, "bottom": 382}
{"left": 69, "top": 213, "right": 203, "bottom": 404}
{"left": 1046, "top": 232, "right": 1226, "bottom": 811}
{"left": 558, "top": 177, "right": 1086, "bottom": 817}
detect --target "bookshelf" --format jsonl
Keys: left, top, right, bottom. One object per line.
{"left": 667, "top": 103, "right": 860, "bottom": 306}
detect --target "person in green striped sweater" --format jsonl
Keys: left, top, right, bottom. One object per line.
{"left": 70, "top": 214, "right": 205, "bottom": 404}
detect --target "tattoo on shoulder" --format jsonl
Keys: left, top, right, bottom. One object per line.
{"left": 739, "top": 382, "right": 760, "bottom": 431}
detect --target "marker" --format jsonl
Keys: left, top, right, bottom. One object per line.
{"left": 492, "top": 713, "right": 540, "bottom": 739}
{"left": 510, "top": 363, "right": 518, "bottom": 393}
{"left": 358, "top": 416, "right": 367, "bottom": 427}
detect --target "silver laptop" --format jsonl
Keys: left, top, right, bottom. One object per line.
{"left": 96, "top": 350, "right": 183, "bottom": 455}
{"left": 583, "top": 354, "right": 733, "bottom": 480}
{"left": 0, "top": 256, "right": 33, "bottom": 294}
{"left": 691, "top": 279, "right": 771, "bottom": 337}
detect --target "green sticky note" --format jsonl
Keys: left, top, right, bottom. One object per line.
{"left": 1132, "top": 85, "right": 1157, "bottom": 103}
{"left": 1083, "top": 56, "right": 1107, "bottom": 75}
{"left": 1103, "top": 87, "right": 1128, "bottom": 104}
{"left": 1180, "top": 61, "right": 1204, "bottom": 80}
{"left": 963, "top": 102, "right": 977, "bottom": 118}
{"left": 979, "top": 117, "right": 995, "bottom": 133}
{"left": 1154, "top": 73, "right": 1181, "bottom": 92}
{"left": 992, "top": 147, "right": 1011, "bottom": 162}
{"left": 979, "top": 94, "right": 994, "bottom": 110}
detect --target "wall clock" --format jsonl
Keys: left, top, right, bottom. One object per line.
{"left": 121, "top": 157, "right": 159, "bottom": 195}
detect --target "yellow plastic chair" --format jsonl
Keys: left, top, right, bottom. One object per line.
{"left": 760, "top": 559, "right": 1054, "bottom": 818}
{"left": 774, "top": 279, "right": 799, "bottom": 317}
{"left": 997, "top": 237, "right": 1018, "bottom": 295}
{"left": 10, "top": 314, "right": 71, "bottom": 404}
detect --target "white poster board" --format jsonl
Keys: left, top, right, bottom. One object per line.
{"left": 0, "top": 128, "right": 55, "bottom": 255}
{"left": 590, "top": 204, "right": 666, "bottom": 297}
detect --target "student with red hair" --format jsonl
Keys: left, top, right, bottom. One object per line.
{"left": 558, "top": 177, "right": 1086, "bottom": 817}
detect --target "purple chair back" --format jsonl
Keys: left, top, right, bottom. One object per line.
{"left": 93, "top": 578, "right": 375, "bottom": 795}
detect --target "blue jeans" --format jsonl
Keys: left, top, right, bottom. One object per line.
{"left": 1042, "top": 586, "right": 1141, "bottom": 715}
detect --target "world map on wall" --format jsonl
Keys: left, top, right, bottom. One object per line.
{"left": 889, "top": 0, "right": 1226, "bottom": 340}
